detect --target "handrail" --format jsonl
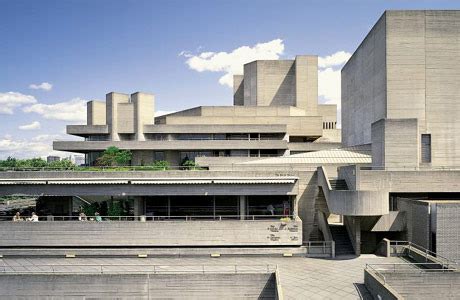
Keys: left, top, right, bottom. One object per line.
{"left": 0, "top": 164, "right": 318, "bottom": 172}
{"left": 1, "top": 214, "right": 295, "bottom": 222}
{"left": 0, "top": 264, "right": 277, "bottom": 275}
{"left": 360, "top": 166, "right": 460, "bottom": 171}
{"left": 389, "top": 240, "right": 458, "bottom": 268}
{"left": 366, "top": 262, "right": 458, "bottom": 286}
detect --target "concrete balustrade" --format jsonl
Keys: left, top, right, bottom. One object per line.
{"left": 0, "top": 219, "right": 302, "bottom": 247}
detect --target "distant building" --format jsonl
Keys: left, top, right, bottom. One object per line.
{"left": 72, "top": 155, "right": 85, "bottom": 166}
{"left": 46, "top": 156, "right": 60, "bottom": 163}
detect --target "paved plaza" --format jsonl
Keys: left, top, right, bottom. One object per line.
{"left": 0, "top": 254, "right": 402, "bottom": 299}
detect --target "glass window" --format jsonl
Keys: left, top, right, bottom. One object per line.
{"left": 154, "top": 151, "right": 165, "bottom": 161}
{"left": 421, "top": 134, "right": 431, "bottom": 163}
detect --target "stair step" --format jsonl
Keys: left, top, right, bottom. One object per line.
{"left": 329, "top": 224, "right": 354, "bottom": 255}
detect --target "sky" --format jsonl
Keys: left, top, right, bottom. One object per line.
{"left": 1, "top": 0, "right": 458, "bottom": 159}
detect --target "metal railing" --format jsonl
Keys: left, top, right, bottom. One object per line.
{"left": 390, "top": 240, "right": 458, "bottom": 269}
{"left": 305, "top": 241, "right": 334, "bottom": 256}
{"left": 0, "top": 214, "right": 295, "bottom": 222}
{"left": 360, "top": 166, "right": 460, "bottom": 171}
{"left": 366, "top": 262, "right": 458, "bottom": 285}
{"left": 0, "top": 164, "right": 316, "bottom": 172}
{"left": 0, "top": 263, "right": 277, "bottom": 275}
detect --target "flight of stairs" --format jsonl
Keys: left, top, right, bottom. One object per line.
{"left": 328, "top": 178, "right": 348, "bottom": 190}
{"left": 329, "top": 224, "right": 355, "bottom": 256}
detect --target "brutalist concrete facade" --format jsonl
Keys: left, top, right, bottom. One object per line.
{"left": 323, "top": 10, "right": 460, "bottom": 259}
{"left": 54, "top": 56, "right": 340, "bottom": 166}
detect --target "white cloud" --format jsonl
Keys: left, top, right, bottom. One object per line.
{"left": 181, "top": 39, "right": 285, "bottom": 87}
{"left": 0, "top": 92, "right": 37, "bottom": 114}
{"left": 32, "top": 134, "right": 61, "bottom": 142}
{"left": 318, "top": 67, "right": 342, "bottom": 108}
{"left": 0, "top": 134, "right": 76, "bottom": 159}
{"left": 23, "top": 98, "right": 87, "bottom": 122}
{"left": 317, "top": 51, "right": 352, "bottom": 110}
{"left": 318, "top": 51, "right": 351, "bottom": 68}
{"left": 18, "top": 121, "right": 41, "bottom": 130}
{"left": 29, "top": 82, "right": 53, "bottom": 91}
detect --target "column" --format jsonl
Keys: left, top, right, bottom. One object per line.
{"left": 239, "top": 196, "right": 246, "bottom": 220}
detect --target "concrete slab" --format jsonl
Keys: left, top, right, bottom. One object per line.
{"left": 0, "top": 255, "right": 403, "bottom": 299}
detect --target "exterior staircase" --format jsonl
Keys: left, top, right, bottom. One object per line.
{"left": 329, "top": 224, "right": 355, "bottom": 256}
{"left": 328, "top": 178, "right": 348, "bottom": 190}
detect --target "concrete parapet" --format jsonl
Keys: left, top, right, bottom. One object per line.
{"left": 0, "top": 219, "right": 302, "bottom": 247}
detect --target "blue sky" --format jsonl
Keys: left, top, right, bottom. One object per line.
{"left": 0, "top": 0, "right": 458, "bottom": 158}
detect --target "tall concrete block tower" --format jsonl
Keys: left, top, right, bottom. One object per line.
{"left": 233, "top": 55, "right": 319, "bottom": 114}
{"left": 131, "top": 92, "right": 155, "bottom": 141}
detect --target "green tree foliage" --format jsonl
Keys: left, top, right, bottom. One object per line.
{"left": 0, "top": 157, "right": 71, "bottom": 169}
{"left": 96, "top": 146, "right": 132, "bottom": 166}
{"left": 151, "top": 160, "right": 170, "bottom": 170}
{"left": 48, "top": 159, "right": 75, "bottom": 169}
{"left": 181, "top": 159, "right": 202, "bottom": 170}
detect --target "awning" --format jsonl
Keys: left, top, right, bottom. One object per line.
{"left": 212, "top": 179, "right": 296, "bottom": 184}
{"left": 0, "top": 181, "right": 47, "bottom": 185}
{"left": 131, "top": 180, "right": 212, "bottom": 185}
{"left": 47, "top": 180, "right": 129, "bottom": 185}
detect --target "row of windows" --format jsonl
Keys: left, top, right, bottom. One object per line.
{"left": 145, "top": 133, "right": 284, "bottom": 141}
{"left": 322, "top": 122, "right": 337, "bottom": 129}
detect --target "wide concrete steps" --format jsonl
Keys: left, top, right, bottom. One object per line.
{"left": 329, "top": 225, "right": 354, "bottom": 255}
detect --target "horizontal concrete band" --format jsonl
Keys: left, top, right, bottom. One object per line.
{"left": 0, "top": 183, "right": 296, "bottom": 196}
{"left": 53, "top": 140, "right": 288, "bottom": 152}
{"left": 0, "top": 220, "right": 302, "bottom": 247}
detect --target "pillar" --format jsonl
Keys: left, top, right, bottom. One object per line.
{"left": 239, "top": 196, "right": 246, "bottom": 220}
{"left": 133, "top": 197, "right": 145, "bottom": 217}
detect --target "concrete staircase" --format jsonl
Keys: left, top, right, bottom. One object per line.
{"left": 329, "top": 225, "right": 355, "bottom": 256}
{"left": 328, "top": 178, "right": 348, "bottom": 190}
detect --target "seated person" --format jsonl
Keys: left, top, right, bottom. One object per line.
{"left": 27, "top": 212, "right": 39, "bottom": 222}
{"left": 95, "top": 212, "right": 102, "bottom": 222}
{"left": 12, "top": 212, "right": 23, "bottom": 222}
{"left": 78, "top": 212, "right": 87, "bottom": 221}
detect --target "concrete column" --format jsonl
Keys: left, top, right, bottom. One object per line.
{"left": 131, "top": 92, "right": 154, "bottom": 141}
{"left": 239, "top": 196, "right": 246, "bottom": 220}
{"left": 167, "top": 197, "right": 171, "bottom": 217}
{"left": 295, "top": 55, "right": 318, "bottom": 115}
{"left": 133, "top": 197, "right": 145, "bottom": 217}
{"left": 106, "top": 92, "right": 130, "bottom": 141}
{"left": 213, "top": 196, "right": 216, "bottom": 219}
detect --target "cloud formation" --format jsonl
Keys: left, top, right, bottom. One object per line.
{"left": 23, "top": 98, "right": 87, "bottom": 122}
{"left": 318, "top": 51, "right": 351, "bottom": 69}
{"left": 0, "top": 134, "right": 73, "bottom": 159}
{"left": 19, "top": 121, "right": 41, "bottom": 130}
{"left": 29, "top": 82, "right": 53, "bottom": 91}
{"left": 181, "top": 39, "right": 284, "bottom": 87}
{"left": 317, "top": 51, "right": 351, "bottom": 110}
{"left": 0, "top": 92, "right": 37, "bottom": 114}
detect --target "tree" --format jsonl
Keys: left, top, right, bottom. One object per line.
{"left": 96, "top": 146, "right": 132, "bottom": 166}
{"left": 0, "top": 157, "right": 17, "bottom": 168}
{"left": 48, "top": 159, "right": 75, "bottom": 169}
{"left": 151, "top": 160, "right": 170, "bottom": 170}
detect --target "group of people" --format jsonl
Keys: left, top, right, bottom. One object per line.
{"left": 12, "top": 211, "right": 103, "bottom": 222}
{"left": 12, "top": 212, "right": 39, "bottom": 222}
{"left": 78, "top": 212, "right": 102, "bottom": 222}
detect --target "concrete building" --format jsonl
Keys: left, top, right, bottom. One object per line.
{"left": 318, "top": 10, "right": 460, "bottom": 260}
{"left": 0, "top": 10, "right": 459, "bottom": 265}
{"left": 53, "top": 56, "right": 340, "bottom": 166}
{"left": 46, "top": 156, "right": 60, "bottom": 163}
